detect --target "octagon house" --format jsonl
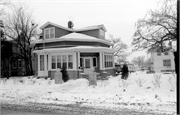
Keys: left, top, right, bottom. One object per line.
{"left": 31, "top": 21, "right": 116, "bottom": 79}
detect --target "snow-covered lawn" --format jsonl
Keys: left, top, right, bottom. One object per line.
{"left": 0, "top": 71, "right": 177, "bottom": 114}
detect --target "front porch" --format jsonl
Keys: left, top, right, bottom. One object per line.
{"left": 32, "top": 46, "right": 115, "bottom": 79}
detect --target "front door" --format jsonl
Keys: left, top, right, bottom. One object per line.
{"left": 38, "top": 54, "right": 48, "bottom": 77}
{"left": 83, "top": 57, "right": 92, "bottom": 73}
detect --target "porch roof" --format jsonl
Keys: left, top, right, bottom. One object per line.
{"left": 33, "top": 46, "right": 116, "bottom": 53}
{"left": 31, "top": 33, "right": 112, "bottom": 46}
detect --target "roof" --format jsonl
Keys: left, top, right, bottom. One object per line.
{"left": 33, "top": 46, "right": 116, "bottom": 53}
{"left": 74, "top": 24, "right": 107, "bottom": 32}
{"left": 40, "top": 21, "right": 107, "bottom": 32}
{"left": 31, "top": 33, "right": 112, "bottom": 46}
{"left": 40, "top": 21, "right": 73, "bottom": 31}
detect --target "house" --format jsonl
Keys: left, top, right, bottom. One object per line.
{"left": 1, "top": 39, "right": 26, "bottom": 77}
{"left": 151, "top": 51, "right": 175, "bottom": 72}
{"left": 31, "top": 21, "right": 116, "bottom": 79}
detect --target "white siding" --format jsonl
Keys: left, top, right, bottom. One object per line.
{"left": 153, "top": 51, "right": 175, "bottom": 72}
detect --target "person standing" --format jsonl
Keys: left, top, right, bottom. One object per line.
{"left": 121, "top": 63, "right": 129, "bottom": 80}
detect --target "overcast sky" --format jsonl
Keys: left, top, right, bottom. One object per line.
{"left": 13, "top": 0, "right": 160, "bottom": 60}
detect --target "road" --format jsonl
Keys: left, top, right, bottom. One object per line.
{"left": 0, "top": 102, "right": 172, "bottom": 115}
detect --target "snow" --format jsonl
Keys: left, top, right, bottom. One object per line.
{"left": 0, "top": 71, "right": 177, "bottom": 114}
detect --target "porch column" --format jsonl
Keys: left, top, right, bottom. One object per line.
{"left": 37, "top": 53, "right": 40, "bottom": 73}
{"left": 102, "top": 52, "right": 105, "bottom": 69}
{"left": 100, "top": 52, "right": 103, "bottom": 70}
{"left": 77, "top": 52, "right": 80, "bottom": 69}
{"left": 44, "top": 53, "right": 47, "bottom": 74}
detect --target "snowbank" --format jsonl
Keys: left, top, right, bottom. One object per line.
{"left": 0, "top": 72, "right": 177, "bottom": 114}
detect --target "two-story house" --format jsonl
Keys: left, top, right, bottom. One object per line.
{"left": 1, "top": 39, "right": 26, "bottom": 77}
{"left": 151, "top": 51, "right": 175, "bottom": 72}
{"left": 31, "top": 21, "right": 116, "bottom": 79}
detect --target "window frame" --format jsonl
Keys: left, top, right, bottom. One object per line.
{"left": 51, "top": 54, "right": 74, "bottom": 70}
{"left": 157, "top": 52, "right": 161, "bottom": 56}
{"left": 18, "top": 59, "right": 22, "bottom": 68}
{"left": 163, "top": 59, "right": 171, "bottom": 67}
{"left": 100, "top": 29, "right": 105, "bottom": 36}
{"left": 12, "top": 59, "right": 17, "bottom": 69}
{"left": 104, "top": 54, "right": 113, "bottom": 69}
{"left": 164, "top": 52, "right": 169, "bottom": 55}
{"left": 44, "top": 27, "right": 55, "bottom": 39}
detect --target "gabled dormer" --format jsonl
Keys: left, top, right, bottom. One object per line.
{"left": 75, "top": 25, "right": 106, "bottom": 39}
{"left": 40, "top": 22, "right": 72, "bottom": 39}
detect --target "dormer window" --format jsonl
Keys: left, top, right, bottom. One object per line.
{"left": 100, "top": 29, "right": 105, "bottom": 36}
{"left": 44, "top": 27, "right": 55, "bottom": 39}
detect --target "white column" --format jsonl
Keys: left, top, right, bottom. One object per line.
{"left": 37, "top": 54, "right": 40, "bottom": 71}
{"left": 100, "top": 52, "right": 102, "bottom": 70}
{"left": 73, "top": 52, "right": 77, "bottom": 69}
{"left": 48, "top": 54, "right": 51, "bottom": 70}
{"left": 102, "top": 52, "right": 104, "bottom": 69}
{"left": 49, "top": 54, "right": 52, "bottom": 70}
{"left": 77, "top": 52, "right": 80, "bottom": 69}
{"left": 113, "top": 54, "right": 115, "bottom": 68}
{"left": 44, "top": 53, "right": 47, "bottom": 75}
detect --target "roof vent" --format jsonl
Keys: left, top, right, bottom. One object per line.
{"left": 68, "top": 21, "right": 74, "bottom": 29}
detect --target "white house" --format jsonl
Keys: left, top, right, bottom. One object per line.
{"left": 151, "top": 51, "right": 175, "bottom": 72}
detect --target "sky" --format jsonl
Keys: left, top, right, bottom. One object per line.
{"left": 11, "top": 0, "right": 160, "bottom": 61}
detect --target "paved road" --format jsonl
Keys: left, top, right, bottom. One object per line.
{"left": 0, "top": 102, "right": 171, "bottom": 115}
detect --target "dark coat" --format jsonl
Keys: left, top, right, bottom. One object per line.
{"left": 121, "top": 64, "right": 129, "bottom": 79}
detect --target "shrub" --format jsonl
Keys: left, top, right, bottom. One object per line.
{"left": 168, "top": 75, "right": 176, "bottom": 90}
{"left": 135, "top": 78, "right": 146, "bottom": 87}
{"left": 120, "top": 79, "right": 129, "bottom": 89}
{"left": 18, "top": 78, "right": 25, "bottom": 84}
{"left": 152, "top": 74, "right": 161, "bottom": 89}
{"left": 28, "top": 79, "right": 36, "bottom": 85}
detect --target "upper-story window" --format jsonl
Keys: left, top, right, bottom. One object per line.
{"left": 164, "top": 52, "right": 169, "bottom": 55}
{"left": 44, "top": 27, "right": 55, "bottom": 39}
{"left": 100, "top": 29, "right": 105, "bottom": 37}
{"left": 157, "top": 52, "right": 161, "bottom": 56}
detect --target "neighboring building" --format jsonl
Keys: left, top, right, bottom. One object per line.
{"left": 151, "top": 51, "right": 175, "bottom": 72}
{"left": 31, "top": 21, "right": 116, "bottom": 79}
{"left": 1, "top": 40, "right": 26, "bottom": 77}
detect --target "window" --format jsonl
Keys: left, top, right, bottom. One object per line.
{"left": 93, "top": 57, "right": 97, "bottom": 67}
{"left": 47, "top": 55, "right": 48, "bottom": 70}
{"left": 68, "top": 55, "right": 73, "bottom": 69}
{"left": 164, "top": 52, "right": 169, "bottom": 55}
{"left": 50, "top": 28, "right": 55, "bottom": 38}
{"left": 57, "top": 55, "right": 62, "bottom": 69}
{"left": 163, "top": 60, "right": 171, "bottom": 67}
{"left": 52, "top": 56, "right": 56, "bottom": 69}
{"left": 104, "top": 54, "right": 113, "bottom": 68}
{"left": 40, "top": 55, "right": 44, "bottom": 71}
{"left": 85, "top": 58, "right": 91, "bottom": 68}
{"left": 44, "top": 27, "right": 55, "bottom": 39}
{"left": 18, "top": 59, "right": 22, "bottom": 68}
{"left": 100, "top": 29, "right": 105, "bottom": 36}
{"left": 63, "top": 55, "right": 67, "bottom": 69}
{"left": 51, "top": 54, "right": 74, "bottom": 70}
{"left": 80, "top": 58, "right": 83, "bottom": 67}
{"left": 12, "top": 59, "right": 17, "bottom": 69}
{"left": 157, "top": 52, "right": 161, "bottom": 56}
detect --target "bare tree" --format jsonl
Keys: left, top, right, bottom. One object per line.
{"left": 131, "top": 56, "right": 146, "bottom": 69}
{"left": 4, "top": 3, "right": 38, "bottom": 75}
{"left": 0, "top": 0, "right": 11, "bottom": 17}
{"left": 131, "top": 0, "right": 177, "bottom": 53}
{"left": 109, "top": 34, "right": 129, "bottom": 63}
